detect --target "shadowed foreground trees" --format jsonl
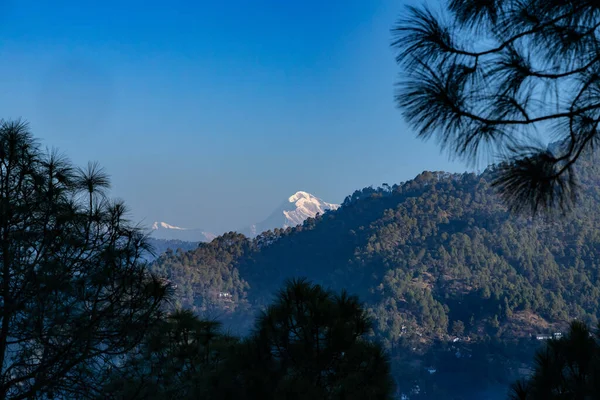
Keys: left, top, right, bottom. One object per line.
{"left": 107, "top": 279, "right": 395, "bottom": 400}
{"left": 0, "top": 120, "right": 394, "bottom": 398}
{"left": 0, "top": 120, "right": 169, "bottom": 398}
{"left": 509, "top": 321, "right": 600, "bottom": 399}
{"left": 103, "top": 309, "right": 238, "bottom": 398}
{"left": 243, "top": 278, "right": 395, "bottom": 400}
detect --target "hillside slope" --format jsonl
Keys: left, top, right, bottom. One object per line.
{"left": 151, "top": 152, "right": 600, "bottom": 398}
{"left": 153, "top": 161, "right": 600, "bottom": 339}
{"left": 241, "top": 169, "right": 600, "bottom": 343}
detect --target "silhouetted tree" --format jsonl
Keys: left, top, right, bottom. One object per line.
{"left": 106, "top": 279, "right": 394, "bottom": 400}
{"left": 232, "top": 278, "right": 395, "bottom": 400}
{"left": 0, "top": 120, "right": 169, "bottom": 398}
{"left": 392, "top": 0, "right": 600, "bottom": 214}
{"left": 508, "top": 320, "right": 600, "bottom": 399}
{"left": 103, "top": 310, "right": 237, "bottom": 399}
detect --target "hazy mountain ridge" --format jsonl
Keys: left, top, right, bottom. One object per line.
{"left": 149, "top": 191, "right": 339, "bottom": 245}
{"left": 150, "top": 221, "right": 216, "bottom": 243}
{"left": 145, "top": 191, "right": 339, "bottom": 261}
{"left": 145, "top": 238, "right": 200, "bottom": 260}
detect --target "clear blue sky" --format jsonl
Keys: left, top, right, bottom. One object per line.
{"left": 0, "top": 0, "right": 468, "bottom": 233}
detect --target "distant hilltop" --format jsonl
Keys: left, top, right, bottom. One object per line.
{"left": 150, "top": 221, "right": 216, "bottom": 243}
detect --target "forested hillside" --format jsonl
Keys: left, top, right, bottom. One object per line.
{"left": 151, "top": 153, "right": 600, "bottom": 398}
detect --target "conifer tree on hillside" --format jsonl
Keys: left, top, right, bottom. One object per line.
{"left": 237, "top": 278, "right": 395, "bottom": 400}
{"left": 106, "top": 279, "right": 394, "bottom": 400}
{"left": 0, "top": 120, "right": 169, "bottom": 398}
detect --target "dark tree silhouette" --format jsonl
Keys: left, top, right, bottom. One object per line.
{"left": 105, "top": 279, "right": 394, "bottom": 400}
{"left": 103, "top": 310, "right": 237, "bottom": 399}
{"left": 392, "top": 0, "right": 600, "bottom": 214}
{"left": 508, "top": 321, "right": 600, "bottom": 399}
{"left": 241, "top": 278, "right": 395, "bottom": 400}
{"left": 0, "top": 120, "right": 169, "bottom": 398}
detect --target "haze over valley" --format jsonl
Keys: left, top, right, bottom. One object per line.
{"left": 149, "top": 191, "right": 340, "bottom": 244}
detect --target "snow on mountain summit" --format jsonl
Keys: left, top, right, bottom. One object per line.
{"left": 283, "top": 191, "right": 340, "bottom": 227}
{"left": 151, "top": 221, "right": 215, "bottom": 242}
{"left": 242, "top": 191, "right": 340, "bottom": 237}
{"left": 288, "top": 191, "right": 312, "bottom": 202}
{"left": 152, "top": 221, "right": 187, "bottom": 231}
{"left": 150, "top": 191, "right": 339, "bottom": 242}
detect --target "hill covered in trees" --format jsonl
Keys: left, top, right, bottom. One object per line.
{"left": 151, "top": 152, "right": 600, "bottom": 398}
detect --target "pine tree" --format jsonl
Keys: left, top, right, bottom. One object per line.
{"left": 393, "top": 0, "right": 600, "bottom": 214}
{"left": 0, "top": 120, "right": 169, "bottom": 398}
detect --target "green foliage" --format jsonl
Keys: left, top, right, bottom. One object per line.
{"left": 246, "top": 278, "right": 394, "bottom": 400}
{"left": 451, "top": 320, "right": 465, "bottom": 336}
{"left": 392, "top": 0, "right": 600, "bottom": 214}
{"left": 509, "top": 321, "right": 600, "bottom": 399}
{"left": 103, "top": 310, "right": 238, "bottom": 399}
{"left": 0, "top": 120, "right": 169, "bottom": 398}
{"left": 151, "top": 150, "right": 600, "bottom": 397}
{"left": 150, "top": 232, "right": 251, "bottom": 318}
{"left": 107, "top": 280, "right": 395, "bottom": 400}
{"left": 228, "top": 163, "right": 600, "bottom": 348}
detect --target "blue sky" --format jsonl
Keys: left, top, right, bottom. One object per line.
{"left": 0, "top": 0, "right": 468, "bottom": 232}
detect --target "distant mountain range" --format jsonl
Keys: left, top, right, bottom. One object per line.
{"left": 150, "top": 221, "right": 216, "bottom": 243}
{"left": 149, "top": 191, "right": 339, "bottom": 244}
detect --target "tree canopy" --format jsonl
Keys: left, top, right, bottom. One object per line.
{"left": 248, "top": 278, "right": 394, "bottom": 400}
{"left": 0, "top": 120, "right": 169, "bottom": 398}
{"left": 509, "top": 321, "right": 600, "bottom": 399}
{"left": 392, "top": 0, "right": 600, "bottom": 214}
{"left": 105, "top": 279, "right": 395, "bottom": 400}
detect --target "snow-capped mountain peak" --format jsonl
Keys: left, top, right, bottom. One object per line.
{"left": 149, "top": 191, "right": 339, "bottom": 242}
{"left": 152, "top": 221, "right": 187, "bottom": 231}
{"left": 242, "top": 191, "right": 340, "bottom": 237}
{"left": 283, "top": 191, "right": 340, "bottom": 227}
{"left": 151, "top": 221, "right": 216, "bottom": 242}
{"left": 288, "top": 191, "right": 312, "bottom": 202}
